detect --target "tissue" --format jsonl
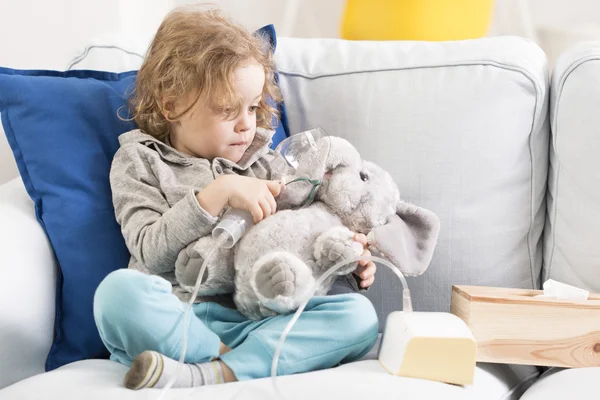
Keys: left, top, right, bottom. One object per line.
{"left": 536, "top": 279, "right": 589, "bottom": 300}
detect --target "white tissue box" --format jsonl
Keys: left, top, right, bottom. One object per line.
{"left": 450, "top": 285, "right": 600, "bottom": 368}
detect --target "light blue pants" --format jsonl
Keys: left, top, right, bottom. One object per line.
{"left": 93, "top": 269, "right": 379, "bottom": 381}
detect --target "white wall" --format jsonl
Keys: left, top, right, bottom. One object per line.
{"left": 0, "top": 0, "right": 343, "bottom": 70}
{"left": 177, "top": 0, "right": 345, "bottom": 38}
{"left": 491, "top": 0, "right": 600, "bottom": 67}
{"left": 1, "top": 0, "right": 111, "bottom": 69}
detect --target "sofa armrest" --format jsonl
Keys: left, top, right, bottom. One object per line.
{"left": 0, "top": 178, "right": 56, "bottom": 389}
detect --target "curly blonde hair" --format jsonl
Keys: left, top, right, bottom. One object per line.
{"left": 128, "top": 7, "right": 282, "bottom": 140}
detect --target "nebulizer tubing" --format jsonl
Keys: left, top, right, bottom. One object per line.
{"left": 270, "top": 255, "right": 412, "bottom": 392}
{"left": 157, "top": 226, "right": 412, "bottom": 400}
{"left": 158, "top": 177, "right": 325, "bottom": 397}
{"left": 156, "top": 127, "right": 414, "bottom": 399}
{"left": 156, "top": 231, "right": 229, "bottom": 400}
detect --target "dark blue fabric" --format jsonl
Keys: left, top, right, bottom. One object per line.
{"left": 0, "top": 69, "right": 137, "bottom": 371}
{"left": 0, "top": 24, "right": 288, "bottom": 371}
{"left": 255, "top": 23, "right": 289, "bottom": 145}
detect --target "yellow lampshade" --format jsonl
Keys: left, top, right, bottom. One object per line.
{"left": 341, "top": 0, "right": 494, "bottom": 41}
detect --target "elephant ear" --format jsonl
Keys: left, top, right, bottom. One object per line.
{"left": 367, "top": 201, "right": 441, "bottom": 277}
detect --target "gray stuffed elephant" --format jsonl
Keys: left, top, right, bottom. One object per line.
{"left": 175, "top": 136, "right": 440, "bottom": 320}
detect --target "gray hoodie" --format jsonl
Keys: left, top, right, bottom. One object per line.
{"left": 110, "top": 127, "right": 278, "bottom": 302}
{"left": 110, "top": 127, "right": 361, "bottom": 306}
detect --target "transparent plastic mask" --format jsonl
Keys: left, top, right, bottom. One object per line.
{"left": 271, "top": 127, "right": 326, "bottom": 176}
{"left": 212, "top": 127, "right": 327, "bottom": 249}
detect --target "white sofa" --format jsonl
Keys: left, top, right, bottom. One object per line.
{"left": 0, "top": 36, "right": 598, "bottom": 399}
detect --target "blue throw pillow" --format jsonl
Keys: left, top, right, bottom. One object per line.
{"left": 0, "top": 25, "right": 288, "bottom": 371}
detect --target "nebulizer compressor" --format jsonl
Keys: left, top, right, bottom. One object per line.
{"left": 157, "top": 127, "right": 477, "bottom": 400}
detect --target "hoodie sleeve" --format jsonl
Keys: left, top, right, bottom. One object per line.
{"left": 110, "top": 145, "right": 219, "bottom": 275}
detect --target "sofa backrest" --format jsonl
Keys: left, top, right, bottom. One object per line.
{"left": 275, "top": 36, "right": 549, "bottom": 326}
{"left": 545, "top": 42, "right": 600, "bottom": 293}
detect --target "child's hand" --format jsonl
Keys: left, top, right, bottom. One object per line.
{"left": 353, "top": 233, "right": 376, "bottom": 289}
{"left": 223, "top": 175, "right": 283, "bottom": 223}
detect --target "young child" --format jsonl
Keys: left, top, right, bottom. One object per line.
{"left": 93, "top": 7, "right": 378, "bottom": 390}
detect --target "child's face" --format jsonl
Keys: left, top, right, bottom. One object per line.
{"left": 169, "top": 60, "right": 265, "bottom": 163}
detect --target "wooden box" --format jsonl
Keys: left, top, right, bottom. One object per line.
{"left": 450, "top": 285, "right": 600, "bottom": 368}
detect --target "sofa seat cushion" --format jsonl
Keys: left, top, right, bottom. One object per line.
{"left": 0, "top": 358, "right": 539, "bottom": 400}
{"left": 520, "top": 367, "right": 600, "bottom": 400}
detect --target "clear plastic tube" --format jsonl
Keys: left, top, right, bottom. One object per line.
{"left": 156, "top": 232, "right": 228, "bottom": 400}
{"left": 212, "top": 208, "right": 254, "bottom": 249}
{"left": 270, "top": 255, "right": 412, "bottom": 393}
{"left": 158, "top": 250, "right": 411, "bottom": 400}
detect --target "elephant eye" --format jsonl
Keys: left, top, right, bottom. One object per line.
{"left": 360, "top": 171, "right": 369, "bottom": 182}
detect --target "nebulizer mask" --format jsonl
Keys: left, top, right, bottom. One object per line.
{"left": 211, "top": 127, "right": 326, "bottom": 249}
{"left": 157, "top": 127, "right": 474, "bottom": 400}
